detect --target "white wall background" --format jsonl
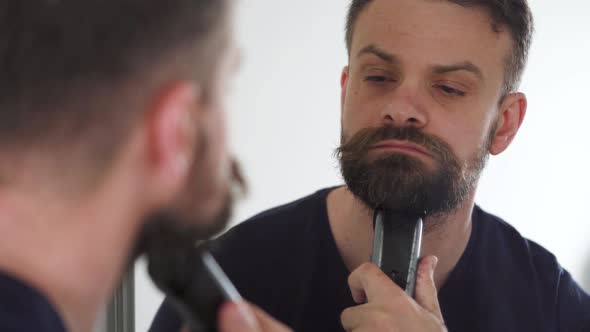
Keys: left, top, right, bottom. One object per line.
{"left": 135, "top": 1, "right": 590, "bottom": 331}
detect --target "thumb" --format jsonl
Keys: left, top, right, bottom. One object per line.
{"left": 218, "top": 301, "right": 260, "bottom": 332}
{"left": 414, "top": 255, "right": 444, "bottom": 320}
{"left": 249, "top": 304, "right": 292, "bottom": 332}
{"left": 218, "top": 301, "right": 292, "bottom": 332}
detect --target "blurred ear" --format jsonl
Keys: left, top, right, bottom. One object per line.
{"left": 340, "top": 66, "right": 349, "bottom": 114}
{"left": 144, "top": 82, "right": 201, "bottom": 205}
{"left": 489, "top": 92, "right": 527, "bottom": 155}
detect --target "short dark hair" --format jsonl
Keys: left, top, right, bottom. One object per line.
{"left": 0, "top": 0, "right": 229, "bottom": 185}
{"left": 345, "top": 0, "right": 534, "bottom": 95}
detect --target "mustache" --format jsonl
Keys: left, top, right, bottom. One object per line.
{"left": 337, "top": 125, "right": 455, "bottom": 164}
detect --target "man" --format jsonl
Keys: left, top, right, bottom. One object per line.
{"left": 0, "top": 1, "right": 289, "bottom": 331}
{"left": 151, "top": 0, "right": 590, "bottom": 331}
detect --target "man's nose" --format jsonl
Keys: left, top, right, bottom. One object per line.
{"left": 379, "top": 85, "right": 428, "bottom": 128}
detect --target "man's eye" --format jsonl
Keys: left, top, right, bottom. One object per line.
{"left": 437, "top": 85, "right": 466, "bottom": 96}
{"left": 365, "top": 75, "right": 390, "bottom": 83}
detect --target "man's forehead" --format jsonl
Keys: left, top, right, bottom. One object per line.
{"left": 350, "top": 0, "right": 512, "bottom": 80}
{"left": 353, "top": 0, "right": 508, "bottom": 48}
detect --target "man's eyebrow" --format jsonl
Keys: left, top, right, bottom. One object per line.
{"left": 357, "top": 44, "right": 484, "bottom": 81}
{"left": 432, "top": 61, "right": 484, "bottom": 81}
{"left": 357, "top": 44, "right": 400, "bottom": 64}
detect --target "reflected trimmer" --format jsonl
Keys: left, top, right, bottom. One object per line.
{"left": 371, "top": 210, "right": 423, "bottom": 297}
{"left": 147, "top": 246, "right": 242, "bottom": 332}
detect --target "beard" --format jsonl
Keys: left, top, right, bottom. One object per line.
{"left": 337, "top": 125, "right": 491, "bottom": 220}
{"left": 136, "top": 188, "right": 233, "bottom": 259}
{"left": 131, "top": 120, "right": 247, "bottom": 279}
{"left": 131, "top": 157, "right": 245, "bottom": 301}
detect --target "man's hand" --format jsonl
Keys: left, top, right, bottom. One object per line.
{"left": 218, "top": 301, "right": 292, "bottom": 332}
{"left": 341, "top": 255, "right": 447, "bottom": 331}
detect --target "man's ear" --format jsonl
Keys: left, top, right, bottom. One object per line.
{"left": 144, "top": 82, "right": 201, "bottom": 204}
{"left": 489, "top": 92, "right": 527, "bottom": 155}
{"left": 340, "top": 66, "right": 349, "bottom": 114}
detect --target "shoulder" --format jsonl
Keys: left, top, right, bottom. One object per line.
{"left": 210, "top": 187, "right": 332, "bottom": 254}
{"left": 206, "top": 187, "right": 333, "bottom": 276}
{"left": 232, "top": 187, "right": 332, "bottom": 233}
{"left": 473, "top": 205, "right": 559, "bottom": 270}
{"left": 473, "top": 206, "right": 590, "bottom": 330}
{"left": 0, "top": 272, "right": 67, "bottom": 332}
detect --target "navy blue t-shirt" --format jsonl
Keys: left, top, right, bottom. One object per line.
{"left": 149, "top": 188, "right": 590, "bottom": 332}
{"left": 0, "top": 272, "right": 67, "bottom": 332}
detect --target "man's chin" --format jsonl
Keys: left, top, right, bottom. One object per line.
{"left": 131, "top": 194, "right": 233, "bottom": 264}
{"left": 190, "top": 196, "right": 233, "bottom": 239}
{"left": 354, "top": 184, "right": 428, "bottom": 212}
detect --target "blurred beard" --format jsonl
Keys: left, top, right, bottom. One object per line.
{"left": 131, "top": 189, "right": 232, "bottom": 281}
{"left": 137, "top": 190, "right": 233, "bottom": 257}
{"left": 132, "top": 141, "right": 246, "bottom": 272}
{"left": 337, "top": 125, "right": 491, "bottom": 221}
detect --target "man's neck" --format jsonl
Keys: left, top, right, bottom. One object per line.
{"left": 326, "top": 186, "right": 474, "bottom": 289}
{"left": 0, "top": 185, "right": 142, "bottom": 331}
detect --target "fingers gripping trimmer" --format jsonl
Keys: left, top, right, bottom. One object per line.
{"left": 371, "top": 210, "right": 423, "bottom": 297}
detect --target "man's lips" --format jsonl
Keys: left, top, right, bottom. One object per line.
{"left": 370, "top": 140, "right": 432, "bottom": 158}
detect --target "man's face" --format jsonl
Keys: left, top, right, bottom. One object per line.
{"left": 339, "top": 0, "right": 512, "bottom": 216}
{"left": 137, "top": 28, "right": 243, "bottom": 261}
{"left": 168, "top": 39, "right": 243, "bottom": 238}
